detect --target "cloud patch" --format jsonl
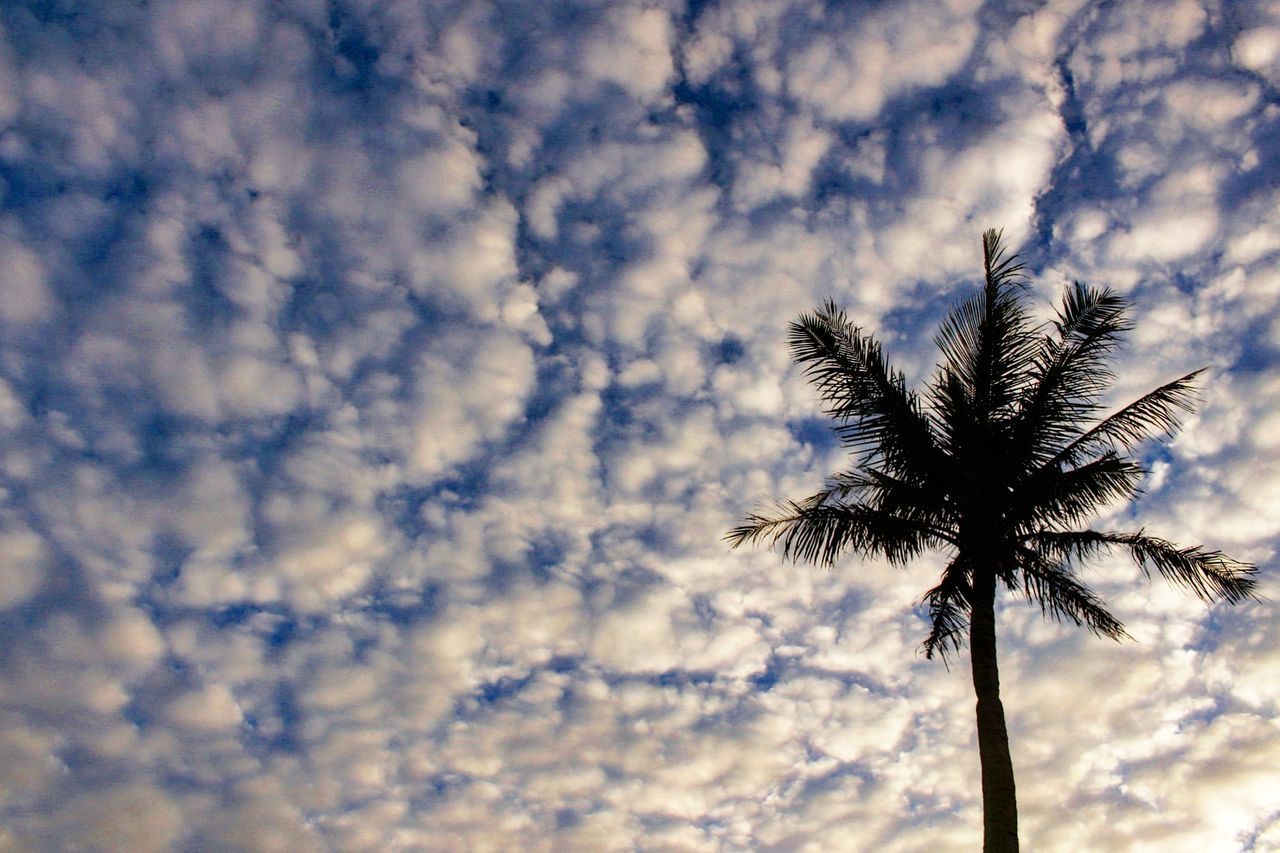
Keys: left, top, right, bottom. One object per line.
{"left": 0, "top": 0, "right": 1275, "bottom": 850}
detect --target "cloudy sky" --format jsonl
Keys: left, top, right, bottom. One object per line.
{"left": 0, "top": 0, "right": 1277, "bottom": 850}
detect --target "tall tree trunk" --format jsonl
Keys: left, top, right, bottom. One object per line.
{"left": 970, "top": 568, "right": 1018, "bottom": 852}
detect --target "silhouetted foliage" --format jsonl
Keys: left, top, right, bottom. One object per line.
{"left": 728, "top": 229, "right": 1258, "bottom": 852}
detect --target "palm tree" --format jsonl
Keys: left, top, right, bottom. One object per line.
{"left": 726, "top": 230, "right": 1258, "bottom": 852}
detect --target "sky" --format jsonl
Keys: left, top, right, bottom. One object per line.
{"left": 0, "top": 0, "right": 1277, "bottom": 850}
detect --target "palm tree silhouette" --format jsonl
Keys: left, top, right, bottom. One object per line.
{"left": 727, "top": 229, "right": 1258, "bottom": 852}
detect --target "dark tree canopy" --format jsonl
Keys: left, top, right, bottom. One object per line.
{"left": 727, "top": 229, "right": 1258, "bottom": 852}
{"left": 729, "top": 229, "right": 1256, "bottom": 655}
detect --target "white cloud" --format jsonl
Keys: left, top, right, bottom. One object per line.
{"left": 589, "top": 584, "right": 691, "bottom": 673}
{"left": 0, "top": 234, "right": 53, "bottom": 325}
{"left": 732, "top": 117, "right": 832, "bottom": 208}
{"left": 580, "top": 6, "right": 676, "bottom": 102}
{"left": 786, "top": 0, "right": 980, "bottom": 123}
{"left": 1235, "top": 25, "right": 1280, "bottom": 82}
{"left": 398, "top": 135, "right": 483, "bottom": 217}
{"left": 411, "top": 200, "right": 522, "bottom": 316}
{"left": 0, "top": 719, "right": 61, "bottom": 814}
{"left": 165, "top": 683, "right": 244, "bottom": 732}
{"left": 53, "top": 783, "right": 185, "bottom": 853}
{"left": 270, "top": 512, "right": 387, "bottom": 610}
{"left": 887, "top": 101, "right": 1065, "bottom": 258}
{"left": 409, "top": 326, "right": 536, "bottom": 479}
{"left": 0, "top": 0, "right": 1276, "bottom": 849}
{"left": 0, "top": 520, "right": 49, "bottom": 608}
{"left": 207, "top": 775, "right": 325, "bottom": 852}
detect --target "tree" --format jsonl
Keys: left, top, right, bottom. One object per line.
{"left": 726, "top": 230, "right": 1258, "bottom": 852}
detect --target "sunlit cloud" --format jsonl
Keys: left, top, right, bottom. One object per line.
{"left": 0, "top": 0, "right": 1275, "bottom": 849}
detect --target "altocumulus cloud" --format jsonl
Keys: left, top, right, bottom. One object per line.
{"left": 0, "top": 0, "right": 1276, "bottom": 850}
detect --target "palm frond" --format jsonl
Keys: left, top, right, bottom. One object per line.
{"left": 1052, "top": 281, "right": 1130, "bottom": 340}
{"left": 982, "top": 228, "right": 1027, "bottom": 287}
{"left": 826, "top": 468, "right": 954, "bottom": 528}
{"left": 789, "top": 300, "right": 941, "bottom": 475}
{"left": 1051, "top": 370, "right": 1203, "bottom": 468}
{"left": 724, "top": 496, "right": 953, "bottom": 566}
{"left": 931, "top": 230, "right": 1038, "bottom": 433}
{"left": 818, "top": 469, "right": 876, "bottom": 503}
{"left": 933, "top": 291, "right": 987, "bottom": 393}
{"left": 1013, "top": 453, "right": 1145, "bottom": 530}
{"left": 920, "top": 560, "right": 973, "bottom": 662}
{"left": 926, "top": 368, "right": 972, "bottom": 457}
{"left": 729, "top": 229, "right": 1256, "bottom": 672}
{"left": 1027, "top": 529, "right": 1259, "bottom": 604}
{"left": 1013, "top": 283, "right": 1131, "bottom": 464}
{"left": 1014, "top": 546, "right": 1130, "bottom": 641}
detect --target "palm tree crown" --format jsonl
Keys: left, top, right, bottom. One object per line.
{"left": 727, "top": 229, "right": 1258, "bottom": 852}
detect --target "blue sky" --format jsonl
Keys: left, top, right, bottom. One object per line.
{"left": 0, "top": 0, "right": 1277, "bottom": 849}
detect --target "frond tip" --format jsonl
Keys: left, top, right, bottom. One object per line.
{"left": 919, "top": 561, "right": 973, "bottom": 662}
{"left": 1030, "top": 530, "right": 1260, "bottom": 604}
{"left": 1119, "top": 532, "right": 1259, "bottom": 604}
{"left": 981, "top": 228, "right": 1028, "bottom": 289}
{"left": 725, "top": 497, "right": 947, "bottom": 567}
{"left": 1014, "top": 547, "right": 1131, "bottom": 642}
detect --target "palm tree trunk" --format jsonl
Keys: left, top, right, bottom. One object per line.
{"left": 970, "top": 568, "right": 1018, "bottom": 852}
